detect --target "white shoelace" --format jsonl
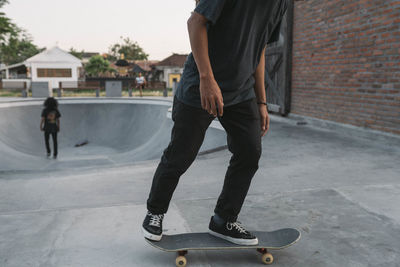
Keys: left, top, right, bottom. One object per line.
{"left": 226, "top": 221, "right": 248, "bottom": 234}
{"left": 149, "top": 213, "right": 164, "bottom": 227}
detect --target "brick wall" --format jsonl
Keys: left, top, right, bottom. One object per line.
{"left": 291, "top": 0, "right": 400, "bottom": 134}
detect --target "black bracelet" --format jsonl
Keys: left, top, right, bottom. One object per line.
{"left": 257, "top": 101, "right": 268, "bottom": 106}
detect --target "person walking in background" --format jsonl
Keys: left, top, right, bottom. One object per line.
{"left": 40, "top": 97, "right": 61, "bottom": 159}
{"left": 136, "top": 72, "right": 146, "bottom": 97}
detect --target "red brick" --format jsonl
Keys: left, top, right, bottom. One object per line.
{"left": 291, "top": 0, "right": 400, "bottom": 135}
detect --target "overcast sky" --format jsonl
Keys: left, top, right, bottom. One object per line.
{"left": 3, "top": 0, "right": 196, "bottom": 60}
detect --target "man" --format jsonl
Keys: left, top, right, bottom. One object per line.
{"left": 135, "top": 72, "right": 146, "bottom": 97}
{"left": 143, "top": 0, "right": 287, "bottom": 245}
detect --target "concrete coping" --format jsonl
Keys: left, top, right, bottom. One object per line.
{"left": 0, "top": 97, "right": 225, "bottom": 132}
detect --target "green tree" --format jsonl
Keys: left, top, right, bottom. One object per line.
{"left": 108, "top": 37, "right": 149, "bottom": 61}
{"left": 69, "top": 47, "right": 84, "bottom": 59}
{"left": 84, "top": 55, "right": 116, "bottom": 77}
{"left": 0, "top": 0, "right": 17, "bottom": 43}
{"left": 0, "top": 0, "right": 41, "bottom": 65}
{"left": 1, "top": 35, "right": 42, "bottom": 64}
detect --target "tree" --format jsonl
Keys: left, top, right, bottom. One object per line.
{"left": 84, "top": 55, "right": 116, "bottom": 77}
{"left": 69, "top": 47, "right": 84, "bottom": 59}
{"left": 0, "top": 35, "right": 42, "bottom": 65}
{"left": 0, "top": 0, "right": 42, "bottom": 65}
{"left": 0, "top": 0, "right": 8, "bottom": 8}
{"left": 0, "top": 0, "right": 17, "bottom": 44}
{"left": 108, "top": 37, "right": 149, "bottom": 61}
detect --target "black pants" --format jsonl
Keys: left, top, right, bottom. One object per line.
{"left": 44, "top": 131, "right": 58, "bottom": 156}
{"left": 147, "top": 97, "right": 261, "bottom": 222}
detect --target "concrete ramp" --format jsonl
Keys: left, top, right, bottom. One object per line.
{"left": 0, "top": 98, "right": 226, "bottom": 171}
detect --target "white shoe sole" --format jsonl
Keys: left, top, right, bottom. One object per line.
{"left": 209, "top": 230, "right": 259, "bottom": 245}
{"left": 142, "top": 226, "right": 162, "bottom": 241}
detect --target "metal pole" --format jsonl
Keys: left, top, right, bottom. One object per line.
{"left": 57, "top": 82, "right": 62, "bottom": 97}
{"left": 172, "top": 81, "right": 178, "bottom": 96}
{"left": 22, "top": 82, "right": 28, "bottom": 97}
{"left": 163, "top": 86, "right": 168, "bottom": 97}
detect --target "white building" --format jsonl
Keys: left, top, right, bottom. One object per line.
{"left": 155, "top": 54, "right": 188, "bottom": 88}
{"left": 0, "top": 46, "right": 82, "bottom": 88}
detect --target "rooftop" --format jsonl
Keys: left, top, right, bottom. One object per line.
{"left": 134, "top": 60, "right": 160, "bottom": 72}
{"left": 156, "top": 53, "right": 188, "bottom": 67}
{"left": 26, "top": 46, "right": 82, "bottom": 64}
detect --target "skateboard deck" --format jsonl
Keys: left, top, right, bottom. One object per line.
{"left": 145, "top": 228, "right": 300, "bottom": 266}
{"left": 75, "top": 140, "right": 89, "bottom": 147}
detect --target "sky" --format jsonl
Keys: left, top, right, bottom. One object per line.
{"left": 3, "top": 0, "right": 196, "bottom": 60}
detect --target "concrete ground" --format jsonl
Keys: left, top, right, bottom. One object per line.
{"left": 0, "top": 98, "right": 399, "bottom": 266}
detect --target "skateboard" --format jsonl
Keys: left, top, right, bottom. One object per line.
{"left": 74, "top": 140, "right": 88, "bottom": 147}
{"left": 145, "top": 228, "right": 300, "bottom": 266}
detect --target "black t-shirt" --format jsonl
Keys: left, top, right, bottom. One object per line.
{"left": 176, "top": 0, "right": 287, "bottom": 108}
{"left": 41, "top": 108, "right": 61, "bottom": 132}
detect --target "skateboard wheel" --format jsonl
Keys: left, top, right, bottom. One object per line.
{"left": 175, "top": 255, "right": 187, "bottom": 267}
{"left": 261, "top": 253, "right": 274, "bottom": 265}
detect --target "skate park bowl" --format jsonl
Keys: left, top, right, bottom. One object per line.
{"left": 0, "top": 98, "right": 227, "bottom": 171}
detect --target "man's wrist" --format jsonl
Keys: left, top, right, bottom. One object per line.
{"left": 257, "top": 101, "right": 268, "bottom": 109}
{"left": 199, "top": 72, "right": 214, "bottom": 80}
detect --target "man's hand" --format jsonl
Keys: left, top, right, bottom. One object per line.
{"left": 187, "top": 12, "right": 223, "bottom": 116}
{"left": 259, "top": 104, "right": 270, "bottom": 136}
{"left": 200, "top": 76, "right": 224, "bottom": 117}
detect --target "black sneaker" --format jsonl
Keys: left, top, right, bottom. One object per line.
{"left": 47, "top": 153, "right": 51, "bottom": 158}
{"left": 142, "top": 211, "right": 164, "bottom": 241}
{"left": 209, "top": 216, "right": 258, "bottom": 245}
